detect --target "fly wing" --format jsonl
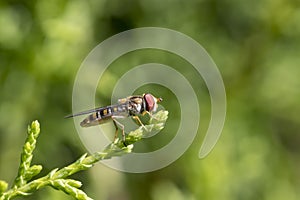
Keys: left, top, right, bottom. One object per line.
{"left": 65, "top": 106, "right": 104, "bottom": 118}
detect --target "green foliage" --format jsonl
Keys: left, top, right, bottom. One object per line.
{"left": 14, "top": 121, "right": 41, "bottom": 187}
{"left": 0, "top": 181, "right": 8, "bottom": 196}
{"left": 0, "top": 111, "right": 168, "bottom": 200}
{"left": 1, "top": 0, "right": 300, "bottom": 199}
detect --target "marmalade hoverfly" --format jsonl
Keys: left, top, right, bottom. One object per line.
{"left": 66, "top": 93, "right": 162, "bottom": 141}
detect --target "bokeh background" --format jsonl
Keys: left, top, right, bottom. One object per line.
{"left": 1, "top": 0, "right": 300, "bottom": 199}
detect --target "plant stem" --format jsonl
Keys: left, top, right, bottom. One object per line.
{"left": 0, "top": 110, "right": 168, "bottom": 200}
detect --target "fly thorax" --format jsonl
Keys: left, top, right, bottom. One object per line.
{"left": 129, "top": 101, "right": 142, "bottom": 115}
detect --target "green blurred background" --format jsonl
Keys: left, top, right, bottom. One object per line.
{"left": 1, "top": 0, "right": 300, "bottom": 199}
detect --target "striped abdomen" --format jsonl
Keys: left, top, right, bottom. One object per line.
{"left": 80, "top": 104, "right": 129, "bottom": 127}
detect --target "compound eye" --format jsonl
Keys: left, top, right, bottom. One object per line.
{"left": 144, "top": 93, "right": 155, "bottom": 112}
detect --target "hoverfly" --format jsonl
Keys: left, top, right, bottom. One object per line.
{"left": 65, "top": 93, "right": 163, "bottom": 142}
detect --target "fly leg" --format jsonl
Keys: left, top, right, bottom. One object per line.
{"left": 132, "top": 116, "right": 144, "bottom": 126}
{"left": 132, "top": 116, "right": 150, "bottom": 132}
{"left": 142, "top": 111, "right": 161, "bottom": 121}
{"left": 112, "top": 120, "right": 119, "bottom": 141}
{"left": 112, "top": 117, "right": 126, "bottom": 142}
{"left": 142, "top": 111, "right": 152, "bottom": 118}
